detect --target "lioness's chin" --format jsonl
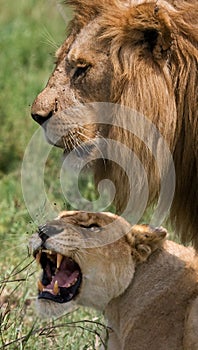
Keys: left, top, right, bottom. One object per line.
{"left": 36, "top": 299, "right": 75, "bottom": 318}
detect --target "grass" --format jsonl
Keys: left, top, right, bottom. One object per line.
{"left": 0, "top": 1, "right": 106, "bottom": 349}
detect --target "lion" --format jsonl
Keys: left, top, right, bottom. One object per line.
{"left": 31, "top": 1, "right": 198, "bottom": 248}
{"left": 30, "top": 210, "right": 198, "bottom": 350}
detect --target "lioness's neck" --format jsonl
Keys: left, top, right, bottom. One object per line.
{"left": 105, "top": 242, "right": 198, "bottom": 350}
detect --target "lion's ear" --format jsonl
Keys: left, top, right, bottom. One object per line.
{"left": 120, "top": 3, "right": 173, "bottom": 62}
{"left": 126, "top": 225, "right": 167, "bottom": 263}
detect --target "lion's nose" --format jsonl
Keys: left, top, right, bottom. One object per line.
{"left": 31, "top": 86, "right": 58, "bottom": 125}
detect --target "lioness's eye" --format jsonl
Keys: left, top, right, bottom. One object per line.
{"left": 79, "top": 224, "right": 101, "bottom": 232}
{"left": 72, "top": 64, "right": 90, "bottom": 81}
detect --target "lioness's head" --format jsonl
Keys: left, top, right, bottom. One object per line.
{"left": 30, "top": 211, "right": 166, "bottom": 318}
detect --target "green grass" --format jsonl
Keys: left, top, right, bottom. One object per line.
{"left": 0, "top": 1, "right": 105, "bottom": 349}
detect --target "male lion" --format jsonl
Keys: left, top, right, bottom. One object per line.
{"left": 30, "top": 211, "right": 198, "bottom": 350}
{"left": 31, "top": 1, "right": 198, "bottom": 247}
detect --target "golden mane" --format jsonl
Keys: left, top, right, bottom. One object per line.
{"left": 66, "top": 0, "right": 198, "bottom": 246}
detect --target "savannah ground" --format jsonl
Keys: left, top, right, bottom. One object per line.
{"left": 0, "top": 1, "right": 105, "bottom": 349}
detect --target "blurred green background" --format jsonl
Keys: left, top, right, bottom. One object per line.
{"left": 0, "top": 0, "right": 66, "bottom": 239}
{"left": 0, "top": 1, "right": 104, "bottom": 349}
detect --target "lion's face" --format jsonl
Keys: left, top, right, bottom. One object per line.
{"left": 31, "top": 18, "right": 113, "bottom": 159}
{"left": 30, "top": 211, "right": 166, "bottom": 318}
{"left": 31, "top": 1, "right": 178, "bottom": 159}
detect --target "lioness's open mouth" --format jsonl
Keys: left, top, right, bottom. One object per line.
{"left": 35, "top": 250, "right": 82, "bottom": 304}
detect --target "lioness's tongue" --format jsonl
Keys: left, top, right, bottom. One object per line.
{"left": 45, "top": 257, "right": 80, "bottom": 294}
{"left": 51, "top": 269, "right": 79, "bottom": 288}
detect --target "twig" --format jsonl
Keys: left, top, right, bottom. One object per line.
{"left": 0, "top": 319, "right": 110, "bottom": 349}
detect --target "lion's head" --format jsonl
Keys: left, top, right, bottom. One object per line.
{"left": 31, "top": 1, "right": 198, "bottom": 247}
{"left": 30, "top": 210, "right": 166, "bottom": 318}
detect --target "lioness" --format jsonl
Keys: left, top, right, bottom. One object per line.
{"left": 31, "top": 0, "right": 198, "bottom": 248}
{"left": 30, "top": 211, "right": 198, "bottom": 350}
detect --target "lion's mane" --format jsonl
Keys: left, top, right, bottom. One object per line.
{"left": 65, "top": 0, "right": 198, "bottom": 247}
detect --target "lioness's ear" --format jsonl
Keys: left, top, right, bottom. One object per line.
{"left": 126, "top": 225, "right": 167, "bottom": 263}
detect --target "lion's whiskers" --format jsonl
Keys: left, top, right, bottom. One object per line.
{"left": 61, "top": 125, "right": 108, "bottom": 171}
{"left": 68, "top": 132, "right": 83, "bottom": 158}
{"left": 41, "top": 26, "right": 60, "bottom": 50}
{"left": 62, "top": 136, "right": 68, "bottom": 152}
{"left": 76, "top": 129, "right": 107, "bottom": 168}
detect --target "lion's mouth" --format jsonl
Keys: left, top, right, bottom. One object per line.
{"left": 63, "top": 142, "right": 96, "bottom": 159}
{"left": 35, "top": 250, "right": 82, "bottom": 304}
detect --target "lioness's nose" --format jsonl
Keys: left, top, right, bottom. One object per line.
{"left": 31, "top": 87, "right": 57, "bottom": 125}
{"left": 38, "top": 223, "right": 64, "bottom": 243}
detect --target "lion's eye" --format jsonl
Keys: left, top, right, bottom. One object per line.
{"left": 72, "top": 64, "right": 90, "bottom": 81}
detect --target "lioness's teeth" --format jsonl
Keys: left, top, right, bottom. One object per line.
{"left": 38, "top": 280, "right": 44, "bottom": 292}
{"left": 42, "top": 249, "right": 53, "bottom": 255}
{"left": 36, "top": 251, "right": 42, "bottom": 265}
{"left": 66, "top": 278, "right": 78, "bottom": 288}
{"left": 53, "top": 281, "right": 59, "bottom": 295}
{"left": 57, "top": 254, "right": 63, "bottom": 269}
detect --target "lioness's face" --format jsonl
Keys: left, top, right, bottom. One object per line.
{"left": 30, "top": 211, "right": 135, "bottom": 318}
{"left": 30, "top": 210, "right": 166, "bottom": 318}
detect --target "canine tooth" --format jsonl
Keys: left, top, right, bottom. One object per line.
{"left": 36, "top": 251, "right": 42, "bottom": 265}
{"left": 38, "top": 280, "right": 44, "bottom": 292}
{"left": 57, "top": 253, "right": 63, "bottom": 269}
{"left": 53, "top": 281, "right": 59, "bottom": 295}
{"left": 42, "top": 250, "right": 53, "bottom": 255}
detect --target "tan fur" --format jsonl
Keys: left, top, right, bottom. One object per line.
{"left": 31, "top": 1, "right": 198, "bottom": 247}
{"left": 30, "top": 211, "right": 198, "bottom": 349}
